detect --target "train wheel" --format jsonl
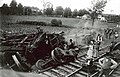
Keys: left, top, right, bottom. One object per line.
{"left": 51, "top": 47, "right": 75, "bottom": 63}
{"left": 4, "top": 52, "right": 30, "bottom": 72}
{"left": 35, "top": 59, "right": 46, "bottom": 70}
{"left": 51, "top": 47, "right": 64, "bottom": 63}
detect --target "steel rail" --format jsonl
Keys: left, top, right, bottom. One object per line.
{"left": 65, "top": 66, "right": 83, "bottom": 77}
{"left": 109, "top": 63, "right": 120, "bottom": 75}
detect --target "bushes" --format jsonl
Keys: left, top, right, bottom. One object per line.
{"left": 17, "top": 21, "right": 47, "bottom": 26}
{"left": 58, "top": 20, "right": 62, "bottom": 26}
{"left": 16, "top": 19, "right": 63, "bottom": 27}
{"left": 51, "top": 19, "right": 62, "bottom": 26}
{"left": 51, "top": 19, "right": 58, "bottom": 26}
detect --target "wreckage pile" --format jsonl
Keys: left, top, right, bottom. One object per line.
{"left": 1, "top": 27, "right": 120, "bottom": 77}
{"left": 1, "top": 27, "right": 76, "bottom": 72}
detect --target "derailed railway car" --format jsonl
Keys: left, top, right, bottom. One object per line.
{"left": 1, "top": 29, "right": 66, "bottom": 72}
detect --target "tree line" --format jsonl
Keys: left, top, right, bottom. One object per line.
{"left": 0, "top": 0, "right": 41, "bottom": 15}
{"left": 2, "top": 0, "right": 117, "bottom": 24}
{"left": 0, "top": 0, "right": 90, "bottom": 17}
{"left": 1, "top": 0, "right": 24, "bottom": 15}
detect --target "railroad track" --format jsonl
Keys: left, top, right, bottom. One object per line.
{"left": 33, "top": 48, "right": 102, "bottom": 77}
{"left": 1, "top": 41, "right": 120, "bottom": 77}
{"left": 36, "top": 54, "right": 107, "bottom": 77}
{"left": 34, "top": 45, "right": 120, "bottom": 77}
{"left": 109, "top": 62, "right": 120, "bottom": 77}
{"left": 38, "top": 55, "right": 88, "bottom": 77}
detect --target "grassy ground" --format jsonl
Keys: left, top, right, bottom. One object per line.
{"left": 1, "top": 15, "right": 120, "bottom": 44}
{"left": 1, "top": 15, "right": 80, "bottom": 27}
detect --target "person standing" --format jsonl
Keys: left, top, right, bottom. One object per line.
{"left": 98, "top": 54, "right": 118, "bottom": 77}
{"left": 114, "top": 31, "right": 119, "bottom": 40}
{"left": 96, "top": 34, "right": 102, "bottom": 45}
{"left": 86, "top": 40, "right": 95, "bottom": 65}
{"left": 96, "top": 34, "right": 102, "bottom": 51}
{"left": 105, "top": 28, "right": 110, "bottom": 39}
{"left": 93, "top": 44, "right": 99, "bottom": 58}
{"left": 68, "top": 39, "right": 75, "bottom": 49}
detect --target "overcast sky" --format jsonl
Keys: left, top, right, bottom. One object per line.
{"left": 0, "top": 0, "right": 120, "bottom": 15}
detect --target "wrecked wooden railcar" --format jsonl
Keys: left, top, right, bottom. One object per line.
{"left": 1, "top": 29, "right": 66, "bottom": 72}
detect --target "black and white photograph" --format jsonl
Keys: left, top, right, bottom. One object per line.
{"left": 0, "top": 0, "right": 120, "bottom": 77}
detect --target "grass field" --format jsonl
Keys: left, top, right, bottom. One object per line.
{"left": 1, "top": 15, "right": 80, "bottom": 35}
{"left": 1, "top": 15, "right": 80, "bottom": 26}
{"left": 1, "top": 15, "right": 120, "bottom": 45}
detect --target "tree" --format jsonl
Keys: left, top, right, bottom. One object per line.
{"left": 44, "top": 7, "right": 53, "bottom": 16}
{"left": 78, "top": 9, "right": 89, "bottom": 16}
{"left": 72, "top": 9, "right": 78, "bottom": 17}
{"left": 90, "top": 0, "right": 108, "bottom": 26}
{"left": 2, "top": 3, "right": 8, "bottom": 7}
{"left": 9, "top": 0, "right": 18, "bottom": 15}
{"left": 38, "top": 10, "right": 42, "bottom": 15}
{"left": 91, "top": 0, "right": 107, "bottom": 14}
{"left": 55, "top": 6, "right": 64, "bottom": 16}
{"left": 42, "top": 1, "right": 53, "bottom": 16}
{"left": 24, "top": 7, "right": 32, "bottom": 15}
{"left": 64, "top": 7, "right": 72, "bottom": 18}
{"left": 17, "top": 3, "right": 23, "bottom": 15}
{"left": 1, "top": 3, "right": 9, "bottom": 15}
{"left": 10, "top": 0, "right": 17, "bottom": 7}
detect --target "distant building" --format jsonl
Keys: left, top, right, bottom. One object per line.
{"left": 103, "top": 14, "right": 120, "bottom": 23}
{"left": 23, "top": 6, "right": 40, "bottom": 15}
{"left": 98, "top": 15, "right": 107, "bottom": 22}
{"left": 76, "top": 16, "right": 82, "bottom": 19}
{"left": 31, "top": 7, "right": 40, "bottom": 15}
{"left": 82, "top": 14, "right": 91, "bottom": 20}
